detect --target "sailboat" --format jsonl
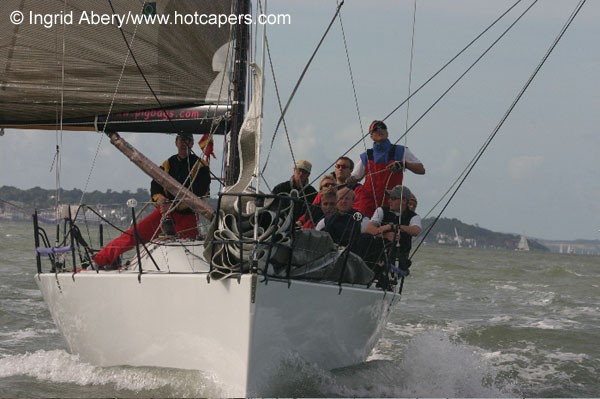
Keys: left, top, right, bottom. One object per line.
{"left": 516, "top": 235, "right": 530, "bottom": 251}
{"left": 0, "top": 1, "right": 397, "bottom": 396}
{"left": 454, "top": 227, "right": 463, "bottom": 248}
{"left": 1, "top": 0, "right": 591, "bottom": 395}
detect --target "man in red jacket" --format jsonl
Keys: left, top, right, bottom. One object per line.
{"left": 347, "top": 120, "right": 425, "bottom": 217}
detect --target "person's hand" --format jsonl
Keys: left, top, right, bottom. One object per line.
{"left": 388, "top": 161, "right": 405, "bottom": 172}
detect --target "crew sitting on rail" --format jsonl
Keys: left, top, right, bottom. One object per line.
{"left": 315, "top": 187, "right": 369, "bottom": 247}
{"left": 297, "top": 175, "right": 337, "bottom": 229}
{"left": 272, "top": 160, "right": 318, "bottom": 222}
{"left": 364, "top": 185, "right": 421, "bottom": 275}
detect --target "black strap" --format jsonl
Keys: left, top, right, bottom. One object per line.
{"left": 388, "top": 144, "right": 396, "bottom": 161}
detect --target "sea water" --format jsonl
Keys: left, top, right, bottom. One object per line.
{"left": 1, "top": 221, "right": 598, "bottom": 397}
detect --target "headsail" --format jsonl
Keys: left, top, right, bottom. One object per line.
{"left": 517, "top": 235, "right": 530, "bottom": 251}
{"left": 0, "top": 0, "right": 234, "bottom": 133}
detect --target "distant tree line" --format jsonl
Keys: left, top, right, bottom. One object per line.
{"left": 421, "top": 217, "right": 549, "bottom": 251}
{"left": 0, "top": 185, "right": 149, "bottom": 210}
{"left": 2, "top": 186, "right": 549, "bottom": 251}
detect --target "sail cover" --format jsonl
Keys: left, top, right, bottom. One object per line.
{"left": 0, "top": 0, "right": 235, "bottom": 133}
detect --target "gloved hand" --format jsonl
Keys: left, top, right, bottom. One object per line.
{"left": 388, "top": 161, "right": 405, "bottom": 172}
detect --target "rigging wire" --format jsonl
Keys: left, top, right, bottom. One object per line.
{"left": 403, "top": 0, "right": 418, "bottom": 151}
{"left": 391, "top": 0, "right": 539, "bottom": 147}
{"left": 261, "top": 1, "right": 345, "bottom": 175}
{"left": 394, "top": 1, "right": 544, "bottom": 217}
{"left": 255, "top": 0, "right": 269, "bottom": 194}
{"left": 335, "top": 1, "right": 375, "bottom": 199}
{"left": 337, "top": 3, "right": 365, "bottom": 139}
{"left": 312, "top": 0, "right": 526, "bottom": 180}
{"left": 78, "top": 3, "right": 141, "bottom": 210}
{"left": 411, "top": 0, "right": 588, "bottom": 258}
{"left": 51, "top": 0, "right": 69, "bottom": 234}
{"left": 393, "top": 0, "right": 419, "bottom": 293}
{"left": 258, "top": 34, "right": 286, "bottom": 193}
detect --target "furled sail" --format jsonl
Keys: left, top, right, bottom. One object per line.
{"left": 0, "top": 0, "right": 234, "bottom": 133}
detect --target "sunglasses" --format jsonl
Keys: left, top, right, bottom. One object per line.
{"left": 335, "top": 164, "right": 350, "bottom": 169}
{"left": 320, "top": 182, "right": 335, "bottom": 189}
{"left": 369, "top": 124, "right": 386, "bottom": 133}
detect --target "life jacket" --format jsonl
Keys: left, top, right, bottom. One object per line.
{"left": 356, "top": 141, "right": 405, "bottom": 217}
{"left": 153, "top": 154, "right": 207, "bottom": 213}
{"left": 381, "top": 206, "right": 416, "bottom": 255}
{"left": 323, "top": 210, "right": 363, "bottom": 247}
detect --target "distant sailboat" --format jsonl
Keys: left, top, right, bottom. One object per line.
{"left": 454, "top": 227, "right": 463, "bottom": 248}
{"left": 516, "top": 235, "right": 530, "bottom": 251}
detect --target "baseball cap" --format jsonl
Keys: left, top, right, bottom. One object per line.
{"left": 295, "top": 160, "right": 312, "bottom": 173}
{"left": 385, "top": 185, "right": 412, "bottom": 200}
{"left": 369, "top": 120, "right": 387, "bottom": 133}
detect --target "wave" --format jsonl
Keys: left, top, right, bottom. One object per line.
{"left": 0, "top": 350, "right": 224, "bottom": 397}
{"left": 1, "top": 331, "right": 516, "bottom": 398}
{"left": 337, "top": 330, "right": 515, "bottom": 397}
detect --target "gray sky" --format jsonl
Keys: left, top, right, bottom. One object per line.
{"left": 1, "top": 0, "right": 599, "bottom": 240}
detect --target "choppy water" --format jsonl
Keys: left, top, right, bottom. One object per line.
{"left": 1, "top": 220, "right": 599, "bottom": 397}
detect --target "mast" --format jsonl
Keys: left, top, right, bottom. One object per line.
{"left": 225, "top": 0, "right": 251, "bottom": 186}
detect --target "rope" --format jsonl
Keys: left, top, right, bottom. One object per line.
{"left": 411, "top": 0, "right": 587, "bottom": 258}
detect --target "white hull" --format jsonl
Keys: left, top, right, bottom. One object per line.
{"left": 35, "top": 243, "right": 395, "bottom": 396}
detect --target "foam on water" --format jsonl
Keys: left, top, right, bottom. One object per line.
{"left": 489, "top": 315, "right": 513, "bottom": 323}
{"left": 516, "top": 316, "right": 579, "bottom": 330}
{"left": 327, "top": 331, "right": 516, "bottom": 397}
{"left": 21, "top": 330, "right": 515, "bottom": 398}
{"left": 523, "top": 290, "right": 556, "bottom": 306}
{"left": 0, "top": 328, "right": 57, "bottom": 345}
{"left": 391, "top": 331, "right": 515, "bottom": 397}
{"left": 0, "top": 350, "right": 225, "bottom": 397}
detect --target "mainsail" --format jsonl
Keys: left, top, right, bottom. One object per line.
{"left": 0, "top": 0, "right": 234, "bottom": 133}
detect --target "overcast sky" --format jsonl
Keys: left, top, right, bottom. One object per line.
{"left": 1, "top": 0, "right": 599, "bottom": 241}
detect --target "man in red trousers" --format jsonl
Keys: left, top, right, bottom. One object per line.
{"left": 92, "top": 133, "right": 210, "bottom": 269}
